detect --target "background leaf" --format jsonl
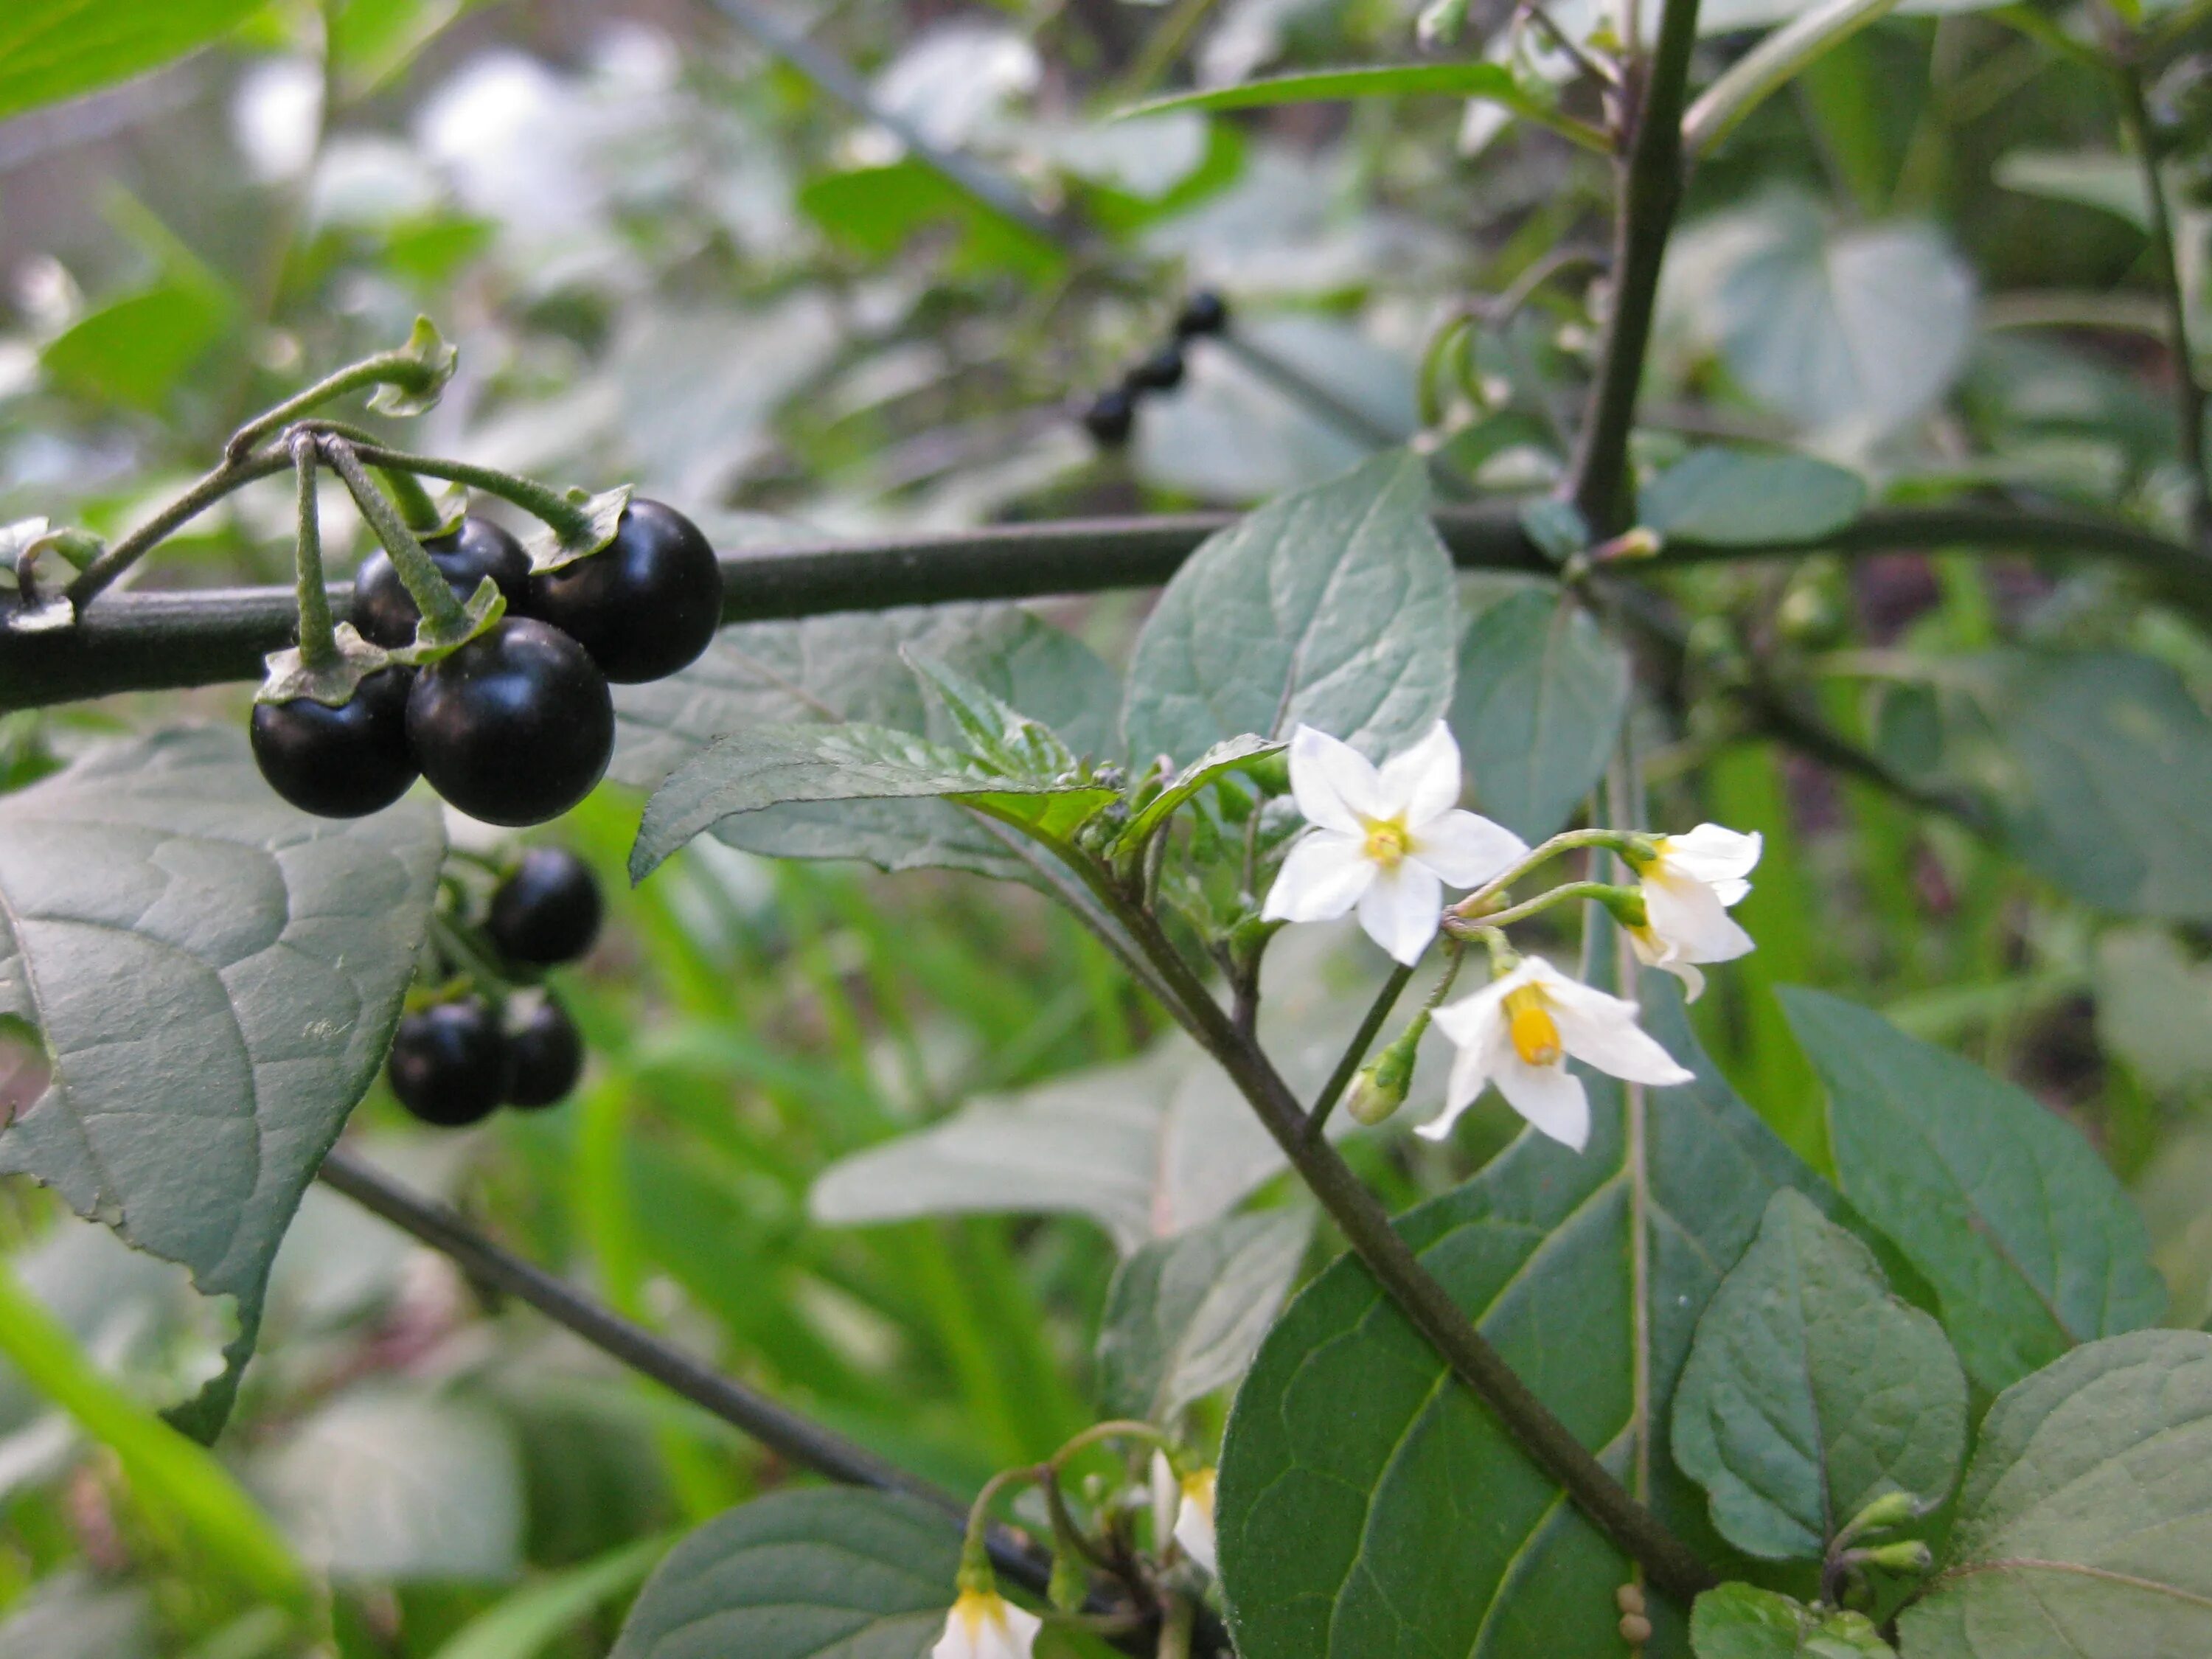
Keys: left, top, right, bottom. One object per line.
{"left": 1096, "top": 1209, "right": 1313, "bottom": 1423}
{"left": 1120, "top": 450, "right": 1457, "bottom": 766}
{"left": 1639, "top": 450, "right": 1868, "bottom": 546}
{"left": 0, "top": 728, "right": 445, "bottom": 1436}
{"left": 1778, "top": 988, "right": 2166, "bottom": 1395}
{"left": 0, "top": 0, "right": 264, "bottom": 122}
{"left": 1672, "top": 1190, "right": 1965, "bottom": 1561}
{"left": 1216, "top": 975, "right": 1833, "bottom": 1659}
{"left": 1896, "top": 1330, "right": 2212, "bottom": 1659}
{"left": 1690, "top": 1584, "right": 1894, "bottom": 1658}
{"left": 1448, "top": 583, "right": 1630, "bottom": 841}
{"left": 611, "top": 1488, "right": 959, "bottom": 1659}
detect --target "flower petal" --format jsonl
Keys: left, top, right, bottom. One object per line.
{"left": 1432, "top": 970, "right": 1520, "bottom": 1048}
{"left": 1287, "top": 725, "right": 1382, "bottom": 833}
{"left": 1493, "top": 1053, "right": 1592, "bottom": 1150}
{"left": 1262, "top": 830, "right": 1374, "bottom": 922}
{"left": 933, "top": 1592, "right": 1043, "bottom": 1659}
{"left": 1417, "top": 1026, "right": 1498, "bottom": 1141}
{"left": 1540, "top": 975, "right": 1696, "bottom": 1086}
{"left": 1175, "top": 1471, "right": 1218, "bottom": 1573}
{"left": 1660, "top": 824, "right": 1763, "bottom": 884}
{"left": 1644, "top": 869, "right": 1755, "bottom": 964}
{"left": 1376, "top": 720, "right": 1464, "bottom": 824}
{"left": 1408, "top": 809, "right": 1529, "bottom": 889}
{"left": 1656, "top": 958, "right": 1707, "bottom": 1002}
{"left": 1357, "top": 860, "right": 1444, "bottom": 965}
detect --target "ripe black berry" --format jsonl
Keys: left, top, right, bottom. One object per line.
{"left": 1174, "top": 291, "right": 1229, "bottom": 338}
{"left": 251, "top": 667, "right": 418, "bottom": 818}
{"left": 1083, "top": 388, "right": 1135, "bottom": 446}
{"left": 406, "top": 619, "right": 615, "bottom": 827}
{"left": 524, "top": 499, "right": 723, "bottom": 684}
{"left": 487, "top": 847, "right": 602, "bottom": 967}
{"left": 1125, "top": 344, "right": 1186, "bottom": 394}
{"left": 388, "top": 998, "right": 511, "bottom": 1127}
{"left": 351, "top": 518, "right": 531, "bottom": 650}
{"left": 506, "top": 995, "right": 585, "bottom": 1108}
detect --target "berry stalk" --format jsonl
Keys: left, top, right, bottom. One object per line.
{"left": 319, "top": 439, "right": 476, "bottom": 642}
{"left": 287, "top": 436, "right": 340, "bottom": 675}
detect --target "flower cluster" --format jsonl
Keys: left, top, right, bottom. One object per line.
{"left": 1263, "top": 722, "right": 1762, "bottom": 1151}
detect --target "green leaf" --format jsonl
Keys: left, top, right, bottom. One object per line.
{"left": 1673, "top": 1190, "right": 1966, "bottom": 1561}
{"left": 0, "top": 1254, "right": 308, "bottom": 1611}
{"left": 612, "top": 605, "right": 1117, "bottom": 885}
{"left": 0, "top": 0, "right": 263, "bottom": 121}
{"left": 1778, "top": 988, "right": 2166, "bottom": 1395}
{"left": 611, "top": 1488, "right": 960, "bottom": 1659}
{"left": 1640, "top": 450, "right": 1868, "bottom": 546}
{"left": 1097, "top": 1210, "right": 1313, "bottom": 1424}
{"left": 902, "top": 649, "right": 1079, "bottom": 779}
{"left": 1217, "top": 974, "right": 1834, "bottom": 1659}
{"left": 1980, "top": 652, "right": 2212, "bottom": 920}
{"left": 1117, "top": 64, "right": 1602, "bottom": 151}
{"left": 1117, "top": 734, "right": 1285, "bottom": 851}
{"left": 1992, "top": 151, "right": 2150, "bottom": 231}
{"left": 1448, "top": 584, "right": 1630, "bottom": 841}
{"left": 1691, "top": 1584, "right": 1895, "bottom": 1658}
{"left": 1896, "top": 1330, "right": 2212, "bottom": 1659}
{"left": 1121, "top": 451, "right": 1457, "bottom": 767}
{"left": 0, "top": 728, "right": 445, "bottom": 1436}
{"left": 429, "top": 1536, "right": 672, "bottom": 1659}
{"left": 41, "top": 281, "right": 231, "bottom": 411}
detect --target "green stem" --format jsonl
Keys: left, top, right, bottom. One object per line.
{"left": 319, "top": 439, "right": 473, "bottom": 640}
{"left": 379, "top": 466, "right": 448, "bottom": 533}
{"left": 223, "top": 348, "right": 446, "bottom": 464}
{"left": 1450, "top": 827, "right": 1638, "bottom": 919}
{"left": 1158, "top": 1594, "right": 1195, "bottom": 1659}
{"left": 1304, "top": 962, "right": 1416, "bottom": 1144}
{"left": 288, "top": 437, "right": 338, "bottom": 674}
{"left": 338, "top": 443, "right": 594, "bottom": 540}
{"left": 62, "top": 449, "right": 293, "bottom": 608}
{"left": 1449, "top": 880, "right": 1638, "bottom": 935}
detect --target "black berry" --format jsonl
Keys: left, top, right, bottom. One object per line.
{"left": 388, "top": 998, "right": 511, "bottom": 1127}
{"left": 506, "top": 995, "right": 585, "bottom": 1108}
{"left": 1174, "top": 291, "right": 1229, "bottom": 338}
{"left": 1083, "top": 388, "right": 1135, "bottom": 446}
{"left": 487, "top": 847, "right": 602, "bottom": 966}
{"left": 524, "top": 498, "right": 723, "bottom": 684}
{"left": 1125, "top": 344, "right": 1186, "bottom": 394}
{"left": 351, "top": 517, "right": 531, "bottom": 650}
{"left": 251, "top": 667, "right": 419, "bottom": 818}
{"left": 406, "top": 619, "right": 615, "bottom": 827}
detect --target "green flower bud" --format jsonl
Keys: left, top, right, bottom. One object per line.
{"left": 1246, "top": 751, "right": 1291, "bottom": 796}
{"left": 1862, "top": 1540, "right": 1933, "bottom": 1575}
{"left": 1842, "top": 1489, "right": 1919, "bottom": 1538}
{"left": 1048, "top": 1548, "right": 1091, "bottom": 1612}
{"left": 1349, "top": 1014, "right": 1427, "bottom": 1125}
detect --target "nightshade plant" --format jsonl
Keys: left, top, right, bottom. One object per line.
{"left": 4, "top": 1, "right": 2212, "bottom": 1658}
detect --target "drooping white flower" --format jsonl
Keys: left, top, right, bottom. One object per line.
{"left": 1261, "top": 723, "right": 1528, "bottom": 966}
{"left": 1625, "top": 824, "right": 1762, "bottom": 1001}
{"left": 931, "top": 1588, "right": 1042, "bottom": 1659}
{"left": 1173, "top": 1467, "right": 1218, "bottom": 1574}
{"left": 1427, "top": 956, "right": 1694, "bottom": 1150}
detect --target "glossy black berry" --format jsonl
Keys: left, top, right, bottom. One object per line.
{"left": 406, "top": 619, "right": 615, "bottom": 827}
{"left": 1125, "top": 343, "right": 1186, "bottom": 394}
{"left": 524, "top": 498, "right": 723, "bottom": 684}
{"left": 251, "top": 667, "right": 419, "bottom": 818}
{"left": 487, "top": 847, "right": 602, "bottom": 967}
{"left": 506, "top": 995, "right": 585, "bottom": 1109}
{"left": 388, "top": 998, "right": 511, "bottom": 1127}
{"left": 351, "top": 518, "right": 531, "bottom": 650}
{"left": 1083, "top": 388, "right": 1135, "bottom": 446}
{"left": 1174, "top": 291, "right": 1229, "bottom": 338}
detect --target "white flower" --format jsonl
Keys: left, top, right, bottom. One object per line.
{"left": 1626, "top": 824, "right": 1762, "bottom": 1001}
{"left": 1173, "top": 1467, "right": 1218, "bottom": 1574}
{"left": 1427, "top": 956, "right": 1694, "bottom": 1150}
{"left": 1261, "top": 723, "right": 1528, "bottom": 966}
{"left": 931, "top": 1588, "right": 1042, "bottom": 1659}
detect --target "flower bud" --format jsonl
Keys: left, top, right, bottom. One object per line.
{"left": 1245, "top": 750, "right": 1291, "bottom": 796}
{"left": 1048, "top": 1548, "right": 1090, "bottom": 1613}
{"left": 1842, "top": 1489, "right": 1919, "bottom": 1538}
{"left": 1862, "top": 1540, "right": 1934, "bottom": 1575}
{"left": 1349, "top": 1015, "right": 1427, "bottom": 1125}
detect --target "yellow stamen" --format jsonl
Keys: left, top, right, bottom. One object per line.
{"left": 1504, "top": 985, "right": 1561, "bottom": 1066}
{"left": 1363, "top": 816, "right": 1411, "bottom": 869}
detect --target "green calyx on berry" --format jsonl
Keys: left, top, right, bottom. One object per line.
{"left": 521, "top": 483, "right": 635, "bottom": 576}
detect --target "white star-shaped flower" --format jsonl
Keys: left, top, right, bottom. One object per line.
{"left": 1261, "top": 723, "right": 1528, "bottom": 966}
{"left": 1173, "top": 1467, "right": 1218, "bottom": 1574}
{"left": 931, "top": 1589, "right": 1042, "bottom": 1659}
{"left": 1626, "top": 824, "right": 1762, "bottom": 1001}
{"left": 1427, "top": 956, "right": 1694, "bottom": 1150}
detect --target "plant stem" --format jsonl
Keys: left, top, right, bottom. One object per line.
{"left": 1212, "top": 334, "right": 1411, "bottom": 451}
{"left": 1565, "top": 0, "right": 1705, "bottom": 536}
{"left": 1304, "top": 962, "right": 1415, "bottom": 1143}
{"left": 319, "top": 439, "right": 473, "bottom": 640}
{"left": 1159, "top": 1593, "right": 1195, "bottom": 1659}
{"left": 378, "top": 466, "right": 448, "bottom": 533}
{"left": 1450, "top": 879, "right": 1635, "bottom": 935}
{"left": 288, "top": 437, "right": 338, "bottom": 675}
{"left": 62, "top": 449, "right": 293, "bottom": 608}
{"left": 338, "top": 443, "right": 596, "bottom": 540}
{"left": 223, "top": 348, "right": 444, "bottom": 464}
{"left": 1451, "top": 827, "right": 1635, "bottom": 918}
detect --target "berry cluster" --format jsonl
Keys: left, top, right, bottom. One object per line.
{"left": 1082, "top": 290, "right": 1229, "bottom": 448}
{"left": 388, "top": 847, "right": 602, "bottom": 1127}
{"left": 253, "top": 496, "right": 723, "bottom": 827}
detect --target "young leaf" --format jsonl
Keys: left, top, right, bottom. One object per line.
{"left": 1217, "top": 975, "right": 1837, "bottom": 1659}
{"left": 1691, "top": 1583, "right": 1895, "bottom": 1658}
{"left": 1097, "top": 1210, "right": 1314, "bottom": 1424}
{"left": 1449, "top": 584, "right": 1629, "bottom": 841}
{"left": 1673, "top": 1190, "right": 1966, "bottom": 1561}
{"left": 0, "top": 728, "right": 445, "bottom": 1439}
{"left": 1896, "top": 1330, "right": 2212, "bottom": 1659}
{"left": 902, "top": 648, "right": 1080, "bottom": 778}
{"left": 1116, "top": 734, "right": 1285, "bottom": 852}
{"left": 1639, "top": 450, "right": 1868, "bottom": 547}
{"left": 1121, "top": 450, "right": 1456, "bottom": 768}
{"left": 610, "top": 1488, "right": 961, "bottom": 1659}
{"left": 629, "top": 723, "right": 1113, "bottom": 882}
{"left": 1780, "top": 989, "right": 2166, "bottom": 1394}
